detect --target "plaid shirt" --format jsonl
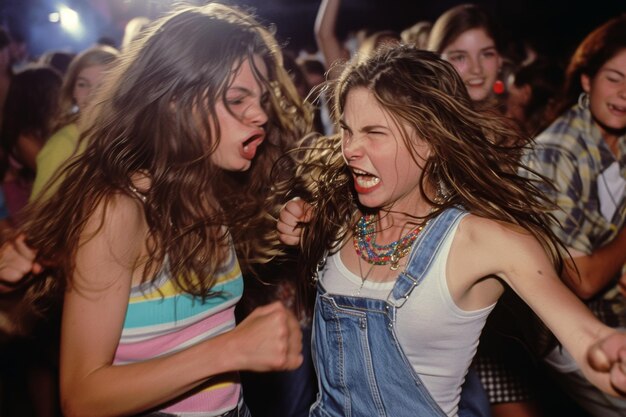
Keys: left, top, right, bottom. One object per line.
{"left": 521, "top": 103, "right": 626, "bottom": 327}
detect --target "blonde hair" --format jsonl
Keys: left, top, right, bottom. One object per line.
{"left": 53, "top": 45, "right": 119, "bottom": 130}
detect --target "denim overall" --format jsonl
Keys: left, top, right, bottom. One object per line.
{"left": 311, "top": 207, "right": 490, "bottom": 417}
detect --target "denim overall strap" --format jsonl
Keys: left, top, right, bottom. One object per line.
{"left": 388, "top": 207, "right": 490, "bottom": 417}
{"left": 388, "top": 207, "right": 465, "bottom": 307}
{"left": 311, "top": 208, "right": 466, "bottom": 417}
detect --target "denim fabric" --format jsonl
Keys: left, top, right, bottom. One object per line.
{"left": 242, "top": 324, "right": 316, "bottom": 417}
{"left": 458, "top": 367, "right": 491, "bottom": 417}
{"left": 311, "top": 208, "right": 487, "bottom": 417}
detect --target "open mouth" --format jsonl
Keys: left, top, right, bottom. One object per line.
{"left": 241, "top": 133, "right": 265, "bottom": 160}
{"left": 608, "top": 103, "right": 626, "bottom": 113}
{"left": 351, "top": 167, "right": 380, "bottom": 189}
{"left": 466, "top": 78, "right": 485, "bottom": 87}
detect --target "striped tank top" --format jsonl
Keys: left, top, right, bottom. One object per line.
{"left": 113, "top": 244, "right": 243, "bottom": 416}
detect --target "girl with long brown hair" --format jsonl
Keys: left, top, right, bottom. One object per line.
{"left": 277, "top": 45, "right": 626, "bottom": 417}
{"left": 19, "top": 3, "right": 311, "bottom": 416}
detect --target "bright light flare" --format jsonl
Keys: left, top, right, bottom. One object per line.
{"left": 48, "top": 12, "right": 60, "bottom": 23}
{"left": 59, "top": 6, "right": 81, "bottom": 35}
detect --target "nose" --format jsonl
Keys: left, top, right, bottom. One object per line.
{"left": 245, "top": 100, "right": 268, "bottom": 127}
{"left": 619, "top": 83, "right": 626, "bottom": 100}
{"left": 467, "top": 56, "right": 482, "bottom": 75}
{"left": 342, "top": 133, "right": 363, "bottom": 162}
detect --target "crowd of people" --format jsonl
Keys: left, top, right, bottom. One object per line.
{"left": 0, "top": 1, "right": 625, "bottom": 417}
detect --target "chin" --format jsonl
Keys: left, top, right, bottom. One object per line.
{"left": 470, "top": 91, "right": 489, "bottom": 102}
{"left": 216, "top": 161, "right": 252, "bottom": 172}
{"left": 357, "top": 195, "right": 383, "bottom": 209}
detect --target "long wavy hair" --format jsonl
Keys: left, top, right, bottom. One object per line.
{"left": 53, "top": 45, "right": 119, "bottom": 131}
{"left": 278, "top": 46, "right": 564, "bottom": 326}
{"left": 23, "top": 3, "right": 312, "bottom": 300}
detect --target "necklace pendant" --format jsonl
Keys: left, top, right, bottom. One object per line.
{"left": 390, "top": 253, "right": 399, "bottom": 271}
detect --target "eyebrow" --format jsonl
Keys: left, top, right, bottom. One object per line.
{"left": 226, "top": 86, "right": 251, "bottom": 95}
{"left": 602, "top": 68, "right": 625, "bottom": 78}
{"left": 339, "top": 119, "right": 389, "bottom": 133}
{"left": 445, "top": 45, "right": 497, "bottom": 54}
{"left": 226, "top": 85, "right": 268, "bottom": 97}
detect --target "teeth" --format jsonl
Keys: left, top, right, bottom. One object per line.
{"left": 243, "top": 145, "right": 249, "bottom": 152}
{"left": 353, "top": 168, "right": 368, "bottom": 175}
{"left": 467, "top": 79, "right": 484, "bottom": 86}
{"left": 609, "top": 104, "right": 626, "bottom": 112}
{"left": 354, "top": 175, "right": 380, "bottom": 188}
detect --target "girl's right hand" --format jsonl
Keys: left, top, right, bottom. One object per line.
{"left": 0, "top": 234, "right": 42, "bottom": 292}
{"left": 227, "top": 301, "right": 303, "bottom": 372}
{"left": 277, "top": 197, "right": 312, "bottom": 246}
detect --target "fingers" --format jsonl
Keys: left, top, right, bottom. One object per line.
{"left": 284, "top": 304, "right": 304, "bottom": 369}
{"left": 588, "top": 332, "right": 626, "bottom": 396}
{"left": 17, "top": 235, "right": 43, "bottom": 274}
{"left": 588, "top": 340, "right": 612, "bottom": 372}
{"left": 614, "top": 349, "right": 626, "bottom": 395}
{"left": 0, "top": 234, "right": 41, "bottom": 291}
{"left": 257, "top": 301, "right": 303, "bottom": 369}
{"left": 236, "top": 302, "right": 303, "bottom": 372}
{"left": 618, "top": 274, "right": 626, "bottom": 297}
{"left": 277, "top": 198, "right": 312, "bottom": 246}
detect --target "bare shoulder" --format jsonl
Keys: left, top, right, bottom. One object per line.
{"left": 74, "top": 191, "right": 149, "bottom": 289}
{"left": 454, "top": 214, "right": 554, "bottom": 282}
{"left": 448, "top": 214, "right": 545, "bottom": 259}
{"left": 456, "top": 214, "right": 539, "bottom": 250}
{"left": 84, "top": 191, "right": 147, "bottom": 238}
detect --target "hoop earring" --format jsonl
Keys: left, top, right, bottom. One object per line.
{"left": 578, "top": 92, "right": 590, "bottom": 109}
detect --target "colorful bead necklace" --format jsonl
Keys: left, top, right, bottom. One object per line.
{"left": 353, "top": 214, "right": 425, "bottom": 270}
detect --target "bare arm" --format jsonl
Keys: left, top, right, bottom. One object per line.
{"left": 314, "top": 0, "right": 350, "bottom": 79}
{"left": 60, "top": 195, "right": 302, "bottom": 417}
{"left": 457, "top": 217, "right": 622, "bottom": 396}
{"left": 563, "top": 227, "right": 626, "bottom": 299}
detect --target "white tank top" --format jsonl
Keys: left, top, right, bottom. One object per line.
{"left": 320, "top": 215, "right": 496, "bottom": 417}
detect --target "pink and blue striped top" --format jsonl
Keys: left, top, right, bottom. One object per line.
{"left": 113, "top": 245, "right": 243, "bottom": 416}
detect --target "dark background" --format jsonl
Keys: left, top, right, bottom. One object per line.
{"left": 1, "top": 0, "right": 625, "bottom": 63}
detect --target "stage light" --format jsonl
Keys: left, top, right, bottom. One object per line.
{"left": 48, "top": 12, "right": 60, "bottom": 23}
{"left": 59, "top": 5, "right": 82, "bottom": 36}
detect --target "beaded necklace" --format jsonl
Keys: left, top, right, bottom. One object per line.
{"left": 353, "top": 214, "right": 425, "bottom": 271}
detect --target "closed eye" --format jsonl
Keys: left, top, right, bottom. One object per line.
{"left": 447, "top": 53, "right": 466, "bottom": 63}
{"left": 226, "top": 96, "right": 245, "bottom": 106}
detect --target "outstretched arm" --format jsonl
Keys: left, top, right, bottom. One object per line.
{"left": 458, "top": 216, "right": 624, "bottom": 397}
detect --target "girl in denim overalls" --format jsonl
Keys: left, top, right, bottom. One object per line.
{"left": 277, "top": 45, "right": 626, "bottom": 416}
